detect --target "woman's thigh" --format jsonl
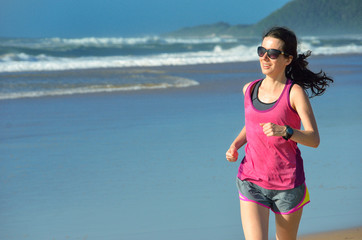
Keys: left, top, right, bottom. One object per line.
{"left": 275, "top": 208, "right": 303, "bottom": 240}
{"left": 240, "top": 200, "right": 270, "bottom": 240}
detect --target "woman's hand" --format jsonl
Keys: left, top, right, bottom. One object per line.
{"left": 226, "top": 145, "right": 239, "bottom": 162}
{"left": 260, "top": 123, "right": 286, "bottom": 137}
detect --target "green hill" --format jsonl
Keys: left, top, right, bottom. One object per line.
{"left": 254, "top": 0, "right": 362, "bottom": 36}
{"left": 165, "top": 0, "right": 362, "bottom": 37}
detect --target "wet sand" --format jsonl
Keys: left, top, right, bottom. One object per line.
{"left": 299, "top": 227, "right": 362, "bottom": 240}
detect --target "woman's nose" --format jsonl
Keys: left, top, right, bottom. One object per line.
{"left": 261, "top": 52, "right": 269, "bottom": 61}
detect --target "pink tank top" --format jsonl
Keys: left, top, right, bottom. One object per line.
{"left": 237, "top": 79, "right": 305, "bottom": 190}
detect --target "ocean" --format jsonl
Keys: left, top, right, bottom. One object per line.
{"left": 1, "top": 35, "right": 362, "bottom": 99}
{"left": 0, "top": 35, "right": 362, "bottom": 240}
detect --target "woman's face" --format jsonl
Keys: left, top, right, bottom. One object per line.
{"left": 259, "top": 37, "right": 292, "bottom": 79}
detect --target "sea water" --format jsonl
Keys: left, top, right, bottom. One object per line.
{"left": 1, "top": 35, "right": 362, "bottom": 99}
{"left": 0, "top": 35, "right": 361, "bottom": 240}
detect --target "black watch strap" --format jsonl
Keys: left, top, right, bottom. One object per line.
{"left": 283, "top": 125, "right": 294, "bottom": 140}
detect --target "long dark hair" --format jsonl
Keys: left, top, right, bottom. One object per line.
{"left": 263, "top": 26, "right": 333, "bottom": 97}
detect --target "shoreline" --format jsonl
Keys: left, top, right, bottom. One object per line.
{"left": 2, "top": 53, "right": 362, "bottom": 101}
{"left": 298, "top": 226, "right": 362, "bottom": 240}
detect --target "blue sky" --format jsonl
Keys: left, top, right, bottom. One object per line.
{"left": 0, "top": 0, "right": 292, "bottom": 38}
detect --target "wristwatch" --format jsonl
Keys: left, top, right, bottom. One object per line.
{"left": 283, "top": 125, "right": 294, "bottom": 140}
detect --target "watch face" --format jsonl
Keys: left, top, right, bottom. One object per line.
{"left": 283, "top": 125, "right": 293, "bottom": 140}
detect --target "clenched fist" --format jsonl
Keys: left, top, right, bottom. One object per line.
{"left": 260, "top": 123, "right": 286, "bottom": 137}
{"left": 226, "top": 146, "right": 238, "bottom": 162}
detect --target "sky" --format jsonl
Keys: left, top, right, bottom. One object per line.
{"left": 0, "top": 0, "right": 292, "bottom": 38}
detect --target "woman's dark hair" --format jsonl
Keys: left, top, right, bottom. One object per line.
{"left": 263, "top": 26, "right": 333, "bottom": 97}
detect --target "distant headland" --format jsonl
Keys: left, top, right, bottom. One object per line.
{"left": 164, "top": 0, "right": 362, "bottom": 38}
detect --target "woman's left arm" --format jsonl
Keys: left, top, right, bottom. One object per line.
{"left": 261, "top": 84, "right": 320, "bottom": 148}
{"left": 289, "top": 84, "right": 320, "bottom": 148}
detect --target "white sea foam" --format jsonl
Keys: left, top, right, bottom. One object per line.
{"left": 0, "top": 36, "right": 239, "bottom": 49}
{"left": 299, "top": 42, "right": 362, "bottom": 55}
{"left": 55, "top": 36, "right": 239, "bottom": 46}
{"left": 0, "top": 45, "right": 258, "bottom": 72}
{"left": 58, "top": 36, "right": 158, "bottom": 46}
{"left": 0, "top": 77, "right": 199, "bottom": 100}
{"left": 1, "top": 36, "right": 362, "bottom": 73}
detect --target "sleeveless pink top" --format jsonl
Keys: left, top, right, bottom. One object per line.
{"left": 237, "top": 79, "right": 305, "bottom": 190}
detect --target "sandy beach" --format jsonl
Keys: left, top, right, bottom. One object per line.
{"left": 299, "top": 226, "right": 362, "bottom": 240}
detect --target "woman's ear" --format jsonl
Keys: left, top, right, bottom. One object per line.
{"left": 286, "top": 55, "right": 293, "bottom": 66}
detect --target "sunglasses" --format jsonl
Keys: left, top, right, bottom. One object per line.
{"left": 257, "top": 46, "right": 289, "bottom": 59}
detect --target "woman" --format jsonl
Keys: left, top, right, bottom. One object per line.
{"left": 226, "top": 27, "right": 333, "bottom": 240}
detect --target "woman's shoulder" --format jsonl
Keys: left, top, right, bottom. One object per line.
{"left": 290, "top": 82, "right": 310, "bottom": 110}
{"left": 243, "top": 79, "right": 262, "bottom": 95}
{"left": 242, "top": 82, "right": 252, "bottom": 95}
{"left": 290, "top": 83, "right": 307, "bottom": 97}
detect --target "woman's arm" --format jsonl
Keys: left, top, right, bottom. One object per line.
{"left": 260, "top": 84, "right": 320, "bottom": 148}
{"left": 226, "top": 82, "right": 252, "bottom": 162}
{"left": 231, "top": 126, "right": 247, "bottom": 149}
{"left": 290, "top": 84, "right": 320, "bottom": 148}
{"left": 226, "top": 126, "right": 247, "bottom": 162}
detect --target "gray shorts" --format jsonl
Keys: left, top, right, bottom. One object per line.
{"left": 236, "top": 178, "right": 310, "bottom": 214}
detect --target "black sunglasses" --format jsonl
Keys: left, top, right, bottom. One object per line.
{"left": 257, "top": 46, "right": 289, "bottom": 59}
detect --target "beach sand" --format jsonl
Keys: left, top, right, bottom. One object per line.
{"left": 299, "top": 226, "right": 362, "bottom": 240}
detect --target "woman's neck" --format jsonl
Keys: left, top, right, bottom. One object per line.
{"left": 263, "top": 75, "right": 287, "bottom": 90}
{"left": 258, "top": 76, "right": 287, "bottom": 103}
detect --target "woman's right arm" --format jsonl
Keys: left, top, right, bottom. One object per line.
{"left": 226, "top": 126, "right": 247, "bottom": 162}
{"left": 226, "top": 82, "right": 251, "bottom": 162}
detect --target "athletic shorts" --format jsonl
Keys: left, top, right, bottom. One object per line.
{"left": 236, "top": 178, "right": 310, "bottom": 215}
